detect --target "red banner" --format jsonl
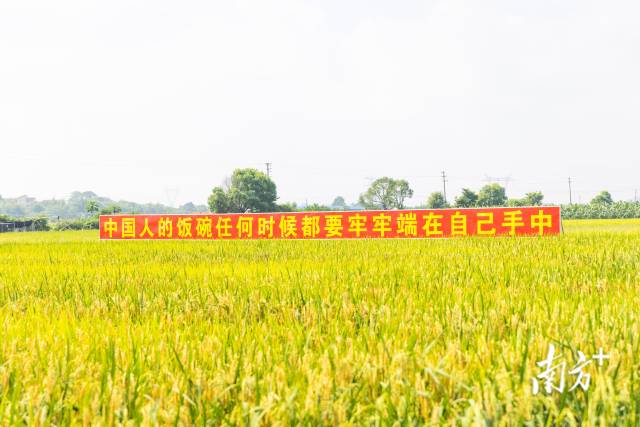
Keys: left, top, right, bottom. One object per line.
{"left": 99, "top": 207, "right": 561, "bottom": 240}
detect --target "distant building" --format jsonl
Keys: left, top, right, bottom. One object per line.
{"left": 0, "top": 220, "right": 36, "bottom": 233}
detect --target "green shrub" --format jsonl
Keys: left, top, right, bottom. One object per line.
{"left": 51, "top": 217, "right": 99, "bottom": 231}
{"left": 562, "top": 201, "right": 640, "bottom": 219}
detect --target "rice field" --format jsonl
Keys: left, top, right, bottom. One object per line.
{"left": 0, "top": 219, "right": 639, "bottom": 425}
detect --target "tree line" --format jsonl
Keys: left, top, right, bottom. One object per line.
{"left": 0, "top": 191, "right": 207, "bottom": 219}
{"left": 0, "top": 191, "right": 208, "bottom": 232}
{"left": 1, "top": 169, "right": 639, "bottom": 233}
{"left": 207, "top": 168, "right": 634, "bottom": 216}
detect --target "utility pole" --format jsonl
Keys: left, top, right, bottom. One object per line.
{"left": 568, "top": 177, "right": 573, "bottom": 205}
{"left": 265, "top": 162, "right": 272, "bottom": 178}
{"left": 441, "top": 171, "right": 448, "bottom": 204}
{"left": 635, "top": 189, "right": 638, "bottom": 202}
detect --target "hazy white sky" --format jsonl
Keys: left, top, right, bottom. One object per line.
{"left": 1, "top": 0, "right": 639, "bottom": 206}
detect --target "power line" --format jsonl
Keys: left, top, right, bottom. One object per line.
{"left": 441, "top": 171, "right": 448, "bottom": 204}
{"left": 483, "top": 175, "right": 512, "bottom": 191}
{"left": 164, "top": 187, "right": 180, "bottom": 208}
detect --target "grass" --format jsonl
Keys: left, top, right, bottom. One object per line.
{"left": 0, "top": 219, "right": 639, "bottom": 424}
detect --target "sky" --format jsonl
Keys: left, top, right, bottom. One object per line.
{"left": 1, "top": 0, "right": 639, "bottom": 207}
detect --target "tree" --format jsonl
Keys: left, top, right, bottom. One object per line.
{"left": 331, "top": 196, "right": 347, "bottom": 210}
{"left": 426, "top": 192, "right": 449, "bottom": 209}
{"left": 477, "top": 184, "right": 507, "bottom": 207}
{"left": 207, "top": 187, "right": 230, "bottom": 213}
{"left": 591, "top": 191, "right": 613, "bottom": 205}
{"left": 359, "top": 177, "right": 413, "bottom": 210}
{"left": 85, "top": 200, "right": 100, "bottom": 216}
{"left": 454, "top": 188, "right": 478, "bottom": 208}
{"left": 208, "top": 168, "right": 278, "bottom": 213}
{"left": 507, "top": 191, "right": 544, "bottom": 207}
{"left": 303, "top": 203, "right": 332, "bottom": 212}
{"left": 391, "top": 180, "right": 413, "bottom": 209}
{"left": 178, "top": 202, "right": 198, "bottom": 213}
{"left": 4, "top": 205, "right": 25, "bottom": 217}
{"left": 276, "top": 202, "right": 296, "bottom": 212}
{"left": 507, "top": 198, "right": 526, "bottom": 207}
{"left": 524, "top": 191, "right": 544, "bottom": 206}
{"left": 100, "top": 204, "right": 122, "bottom": 215}
{"left": 69, "top": 191, "right": 99, "bottom": 215}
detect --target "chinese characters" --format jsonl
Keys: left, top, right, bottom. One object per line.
{"left": 99, "top": 207, "right": 561, "bottom": 240}
{"left": 532, "top": 344, "right": 610, "bottom": 395}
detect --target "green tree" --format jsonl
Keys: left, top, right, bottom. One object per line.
{"left": 359, "top": 177, "right": 413, "bottom": 210}
{"left": 591, "top": 191, "right": 613, "bottom": 205}
{"left": 208, "top": 168, "right": 278, "bottom": 213}
{"left": 303, "top": 203, "right": 332, "bottom": 212}
{"left": 426, "top": 192, "right": 449, "bottom": 209}
{"left": 507, "top": 191, "right": 544, "bottom": 207}
{"left": 85, "top": 200, "right": 100, "bottom": 216}
{"left": 507, "top": 198, "right": 526, "bottom": 207}
{"left": 276, "top": 202, "right": 297, "bottom": 212}
{"left": 4, "top": 205, "right": 25, "bottom": 217}
{"left": 454, "top": 188, "right": 478, "bottom": 208}
{"left": 477, "top": 184, "right": 507, "bottom": 207}
{"left": 68, "top": 191, "right": 99, "bottom": 215}
{"left": 524, "top": 191, "right": 544, "bottom": 206}
{"left": 331, "top": 196, "right": 347, "bottom": 210}
{"left": 100, "top": 204, "right": 122, "bottom": 215}
{"left": 178, "top": 202, "right": 200, "bottom": 214}
{"left": 208, "top": 187, "right": 230, "bottom": 213}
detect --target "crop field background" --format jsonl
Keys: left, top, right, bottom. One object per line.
{"left": 0, "top": 219, "right": 639, "bottom": 425}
